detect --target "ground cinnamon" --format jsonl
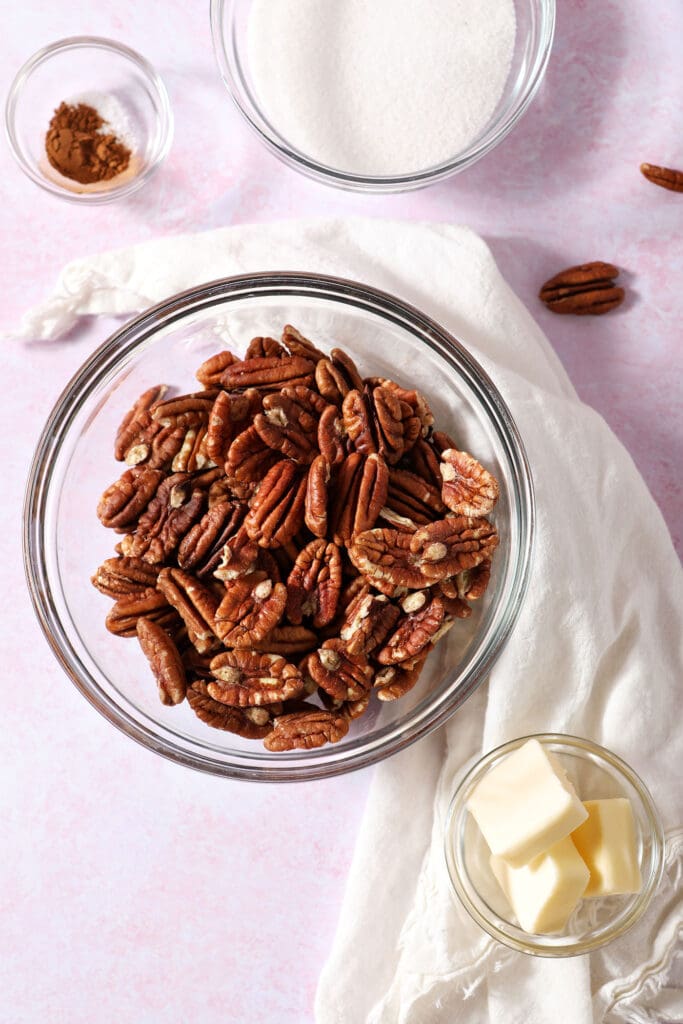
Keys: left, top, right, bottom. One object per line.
{"left": 45, "top": 102, "right": 131, "bottom": 185}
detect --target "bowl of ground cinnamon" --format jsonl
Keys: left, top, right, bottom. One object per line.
{"left": 5, "top": 36, "right": 173, "bottom": 203}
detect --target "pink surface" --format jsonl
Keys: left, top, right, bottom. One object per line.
{"left": 1, "top": 2, "right": 681, "bottom": 1022}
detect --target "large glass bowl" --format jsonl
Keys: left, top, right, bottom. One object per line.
{"left": 24, "top": 273, "right": 534, "bottom": 781}
{"left": 210, "top": 0, "right": 555, "bottom": 193}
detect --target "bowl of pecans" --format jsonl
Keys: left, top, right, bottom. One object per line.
{"left": 24, "top": 273, "right": 533, "bottom": 780}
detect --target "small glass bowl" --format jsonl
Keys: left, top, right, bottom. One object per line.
{"left": 210, "top": 0, "right": 556, "bottom": 193}
{"left": 5, "top": 36, "right": 173, "bottom": 203}
{"left": 23, "top": 273, "right": 534, "bottom": 782}
{"left": 444, "top": 734, "right": 664, "bottom": 956}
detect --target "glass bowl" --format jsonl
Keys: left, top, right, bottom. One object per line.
{"left": 210, "top": 0, "right": 555, "bottom": 193}
{"left": 5, "top": 36, "right": 173, "bottom": 203}
{"left": 444, "top": 734, "right": 665, "bottom": 956}
{"left": 24, "top": 272, "right": 534, "bottom": 781}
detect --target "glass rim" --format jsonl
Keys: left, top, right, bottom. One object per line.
{"left": 23, "top": 271, "right": 535, "bottom": 781}
{"left": 210, "top": 0, "right": 556, "bottom": 193}
{"left": 443, "top": 732, "right": 665, "bottom": 956}
{"left": 4, "top": 35, "right": 174, "bottom": 204}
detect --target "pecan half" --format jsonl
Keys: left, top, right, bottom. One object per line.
{"left": 136, "top": 618, "right": 187, "bottom": 706}
{"left": 455, "top": 559, "right": 492, "bottom": 600}
{"left": 307, "top": 639, "right": 373, "bottom": 701}
{"left": 374, "top": 654, "right": 428, "bottom": 702}
{"left": 339, "top": 585, "right": 401, "bottom": 656}
{"left": 122, "top": 473, "right": 206, "bottom": 563}
{"left": 330, "top": 452, "right": 389, "bottom": 545}
{"left": 539, "top": 262, "right": 625, "bottom": 315}
{"left": 221, "top": 355, "right": 315, "bottom": 391}
{"left": 187, "top": 680, "right": 274, "bottom": 738}
{"left": 315, "top": 349, "right": 363, "bottom": 406}
{"left": 253, "top": 387, "right": 327, "bottom": 464}
{"left": 195, "top": 350, "right": 238, "bottom": 388}
{"left": 387, "top": 467, "right": 445, "bottom": 524}
{"left": 317, "top": 404, "right": 347, "bottom": 466}
{"left": 178, "top": 501, "right": 246, "bottom": 578}
{"left": 115, "top": 384, "right": 167, "bottom": 462}
{"left": 410, "top": 517, "right": 499, "bottom": 581}
{"left": 97, "top": 466, "right": 165, "bottom": 532}
{"left": 263, "top": 708, "right": 349, "bottom": 751}
{"left": 206, "top": 389, "right": 262, "bottom": 465}
{"left": 440, "top": 449, "right": 499, "bottom": 517}
{"left": 244, "top": 461, "right": 307, "bottom": 548}
{"left": 640, "top": 162, "right": 683, "bottom": 193}
{"left": 91, "top": 555, "right": 160, "bottom": 599}
{"left": 213, "top": 524, "right": 260, "bottom": 581}
{"left": 348, "top": 528, "right": 431, "bottom": 590}
{"left": 342, "top": 385, "right": 420, "bottom": 465}
{"left": 106, "top": 587, "right": 177, "bottom": 638}
{"left": 282, "top": 324, "right": 326, "bottom": 363}
{"left": 214, "top": 572, "right": 287, "bottom": 646}
{"left": 305, "top": 454, "right": 331, "bottom": 537}
{"left": 246, "top": 336, "right": 288, "bottom": 359}
{"left": 156, "top": 567, "right": 220, "bottom": 654}
{"left": 376, "top": 593, "right": 444, "bottom": 664}
{"left": 251, "top": 625, "right": 318, "bottom": 656}
{"left": 286, "top": 539, "right": 343, "bottom": 628}
{"left": 225, "top": 426, "right": 283, "bottom": 498}
{"left": 400, "top": 437, "right": 443, "bottom": 490}
{"left": 208, "top": 650, "right": 303, "bottom": 706}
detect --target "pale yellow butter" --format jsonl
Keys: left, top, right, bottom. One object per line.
{"left": 571, "top": 798, "right": 642, "bottom": 897}
{"left": 490, "top": 836, "right": 590, "bottom": 933}
{"left": 467, "top": 739, "right": 588, "bottom": 867}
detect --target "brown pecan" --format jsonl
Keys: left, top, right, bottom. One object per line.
{"left": 342, "top": 386, "right": 420, "bottom": 465}
{"left": 400, "top": 437, "right": 443, "bottom": 489}
{"left": 640, "top": 162, "right": 683, "bottom": 193}
{"left": 195, "top": 350, "right": 238, "bottom": 388}
{"left": 455, "top": 559, "right": 492, "bottom": 600}
{"left": 386, "top": 468, "right": 445, "bottom": 524}
{"left": 253, "top": 387, "right": 327, "bottom": 464}
{"left": 348, "top": 528, "right": 431, "bottom": 590}
{"left": 105, "top": 587, "right": 177, "bottom": 637}
{"left": 431, "top": 431, "right": 459, "bottom": 456}
{"left": 187, "top": 680, "right": 274, "bottom": 738}
{"left": 156, "top": 567, "right": 220, "bottom": 654}
{"left": 178, "top": 501, "right": 246, "bottom": 578}
{"left": 376, "top": 593, "right": 444, "bottom": 664}
{"left": 221, "top": 355, "right": 315, "bottom": 391}
{"left": 282, "top": 324, "right": 326, "bottom": 363}
{"left": 264, "top": 708, "right": 349, "bottom": 751}
{"left": 205, "top": 390, "right": 261, "bottom": 465}
{"left": 246, "top": 336, "right": 288, "bottom": 359}
{"left": 115, "top": 384, "right": 167, "bottom": 462}
{"left": 339, "top": 585, "right": 401, "bottom": 656}
{"left": 410, "top": 517, "right": 499, "bottom": 581}
{"left": 251, "top": 625, "right": 318, "bottom": 656}
{"left": 208, "top": 650, "right": 303, "bottom": 706}
{"left": 315, "top": 349, "right": 364, "bottom": 406}
{"left": 374, "top": 654, "right": 428, "bottom": 702}
{"left": 286, "top": 539, "right": 342, "bottom": 628}
{"left": 381, "top": 381, "right": 434, "bottom": 437}
{"left": 244, "top": 461, "right": 307, "bottom": 548}
{"left": 307, "top": 639, "right": 373, "bottom": 701}
{"left": 91, "top": 555, "right": 160, "bottom": 599}
{"left": 305, "top": 454, "right": 331, "bottom": 537}
{"left": 330, "top": 453, "right": 389, "bottom": 546}
{"left": 97, "top": 466, "right": 165, "bottom": 532}
{"left": 122, "top": 473, "right": 206, "bottom": 563}
{"left": 539, "top": 262, "right": 625, "bottom": 315}
{"left": 440, "top": 449, "right": 499, "bottom": 517}
{"left": 213, "top": 525, "right": 260, "bottom": 581}
{"left": 225, "top": 425, "right": 283, "bottom": 498}
{"left": 136, "top": 618, "right": 186, "bottom": 705}
{"left": 214, "top": 572, "right": 287, "bottom": 646}
{"left": 317, "top": 404, "right": 347, "bottom": 466}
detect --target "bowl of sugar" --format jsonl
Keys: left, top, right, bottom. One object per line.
{"left": 211, "top": 0, "right": 555, "bottom": 192}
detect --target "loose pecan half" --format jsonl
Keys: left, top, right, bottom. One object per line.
{"left": 455, "top": 559, "right": 492, "bottom": 600}
{"left": 307, "top": 639, "right": 373, "bottom": 701}
{"left": 410, "top": 517, "right": 499, "bottom": 581}
{"left": 214, "top": 572, "right": 287, "bottom": 646}
{"left": 253, "top": 387, "right": 327, "bottom": 464}
{"left": 106, "top": 587, "right": 177, "bottom": 638}
{"left": 263, "top": 708, "right": 349, "bottom": 751}
{"left": 286, "top": 539, "right": 343, "bottom": 628}
{"left": 195, "top": 350, "right": 238, "bottom": 388}
{"left": 122, "top": 473, "right": 206, "bottom": 563}
{"left": 208, "top": 650, "right": 303, "bottom": 706}
{"left": 440, "top": 449, "right": 499, "bottom": 517}
{"left": 374, "top": 654, "right": 428, "bottom": 702}
{"left": 305, "top": 454, "right": 331, "bottom": 537}
{"left": 282, "top": 324, "right": 326, "bottom": 363}
{"left": 342, "top": 385, "right": 420, "bottom": 465}
{"left": 187, "top": 680, "right": 274, "bottom": 738}
{"left": 400, "top": 437, "right": 443, "bottom": 490}
{"left": 178, "top": 501, "right": 246, "bottom": 578}
{"left": 225, "top": 426, "right": 283, "bottom": 499}
{"left": 376, "top": 593, "right": 445, "bottom": 664}
{"left": 221, "top": 355, "right": 315, "bottom": 391}
{"left": 315, "top": 349, "right": 364, "bottom": 405}
{"left": 246, "top": 336, "right": 288, "bottom": 359}
{"left": 317, "top": 404, "right": 347, "bottom": 466}
{"left": 640, "top": 162, "right": 683, "bottom": 193}
{"left": 339, "top": 585, "right": 401, "bottom": 656}
{"left": 206, "top": 389, "right": 262, "bottom": 465}
{"left": 244, "top": 461, "right": 307, "bottom": 548}
{"left": 348, "top": 527, "right": 431, "bottom": 590}
{"left": 251, "top": 625, "right": 318, "bottom": 656}
{"left": 330, "top": 452, "right": 389, "bottom": 545}
{"left": 97, "top": 466, "right": 165, "bottom": 532}
{"left": 115, "top": 384, "right": 167, "bottom": 462}
{"left": 156, "top": 567, "right": 220, "bottom": 654}
{"left": 539, "top": 262, "right": 624, "bottom": 315}
{"left": 136, "top": 618, "right": 187, "bottom": 706}
{"left": 213, "top": 524, "right": 260, "bottom": 581}
{"left": 386, "top": 468, "right": 445, "bottom": 524}
{"left": 91, "top": 555, "right": 160, "bottom": 599}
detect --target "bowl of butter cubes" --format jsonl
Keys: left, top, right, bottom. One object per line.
{"left": 444, "top": 734, "right": 664, "bottom": 955}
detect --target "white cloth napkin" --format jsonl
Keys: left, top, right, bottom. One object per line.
{"left": 14, "top": 218, "right": 682, "bottom": 1024}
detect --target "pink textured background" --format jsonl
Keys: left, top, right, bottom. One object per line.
{"left": 1, "top": 2, "right": 681, "bottom": 1022}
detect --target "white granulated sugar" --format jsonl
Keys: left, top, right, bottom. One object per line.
{"left": 248, "top": 0, "right": 516, "bottom": 177}
{"left": 69, "top": 90, "right": 138, "bottom": 151}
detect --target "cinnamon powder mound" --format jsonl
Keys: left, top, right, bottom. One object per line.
{"left": 45, "top": 102, "right": 131, "bottom": 185}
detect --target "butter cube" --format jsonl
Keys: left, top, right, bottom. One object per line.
{"left": 467, "top": 739, "right": 588, "bottom": 867}
{"left": 571, "top": 799, "right": 642, "bottom": 897}
{"left": 490, "top": 836, "right": 590, "bottom": 933}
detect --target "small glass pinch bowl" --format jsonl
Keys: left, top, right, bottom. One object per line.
{"left": 211, "top": 0, "right": 556, "bottom": 193}
{"left": 24, "top": 273, "right": 533, "bottom": 782}
{"left": 444, "top": 734, "right": 665, "bottom": 956}
{"left": 5, "top": 36, "right": 173, "bottom": 203}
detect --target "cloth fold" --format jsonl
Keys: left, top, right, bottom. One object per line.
{"left": 13, "top": 218, "right": 682, "bottom": 1024}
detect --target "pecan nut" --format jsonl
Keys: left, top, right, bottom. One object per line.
{"left": 282, "top": 324, "right": 326, "bottom": 363}
{"left": 195, "top": 350, "right": 238, "bottom": 388}
{"left": 214, "top": 572, "right": 287, "bottom": 646}
{"left": 114, "top": 384, "right": 167, "bottom": 462}
{"left": 317, "top": 404, "right": 347, "bottom": 466}
{"left": 221, "top": 355, "right": 315, "bottom": 391}
{"left": 246, "top": 335, "right": 288, "bottom": 359}
{"left": 307, "top": 639, "right": 373, "bottom": 701}
{"left": 348, "top": 527, "right": 431, "bottom": 590}
{"left": 105, "top": 587, "right": 177, "bottom": 637}
{"left": 187, "top": 680, "right": 274, "bottom": 738}
{"left": 244, "top": 461, "right": 307, "bottom": 548}
{"left": 263, "top": 708, "right": 349, "bottom": 751}
{"left": 225, "top": 426, "right": 283, "bottom": 499}
{"left": 410, "top": 517, "right": 499, "bottom": 581}
{"left": 253, "top": 387, "right": 327, "bottom": 464}
{"left": 91, "top": 555, "right": 160, "bottom": 599}
{"left": 250, "top": 625, "right": 318, "bottom": 656}
{"left": 539, "top": 262, "right": 625, "bottom": 315}
{"left": 315, "top": 349, "right": 363, "bottom": 406}
{"left": 439, "top": 449, "right": 499, "bottom": 517}
{"left": 206, "top": 389, "right": 262, "bottom": 466}
{"left": 330, "top": 452, "right": 389, "bottom": 545}
{"left": 213, "top": 524, "right": 260, "bottom": 581}
{"left": 156, "top": 567, "right": 220, "bottom": 654}
{"left": 386, "top": 467, "right": 445, "bottom": 523}
{"left": 376, "top": 593, "right": 444, "bottom": 664}
{"left": 374, "top": 654, "right": 428, "bottom": 702}
{"left": 136, "top": 618, "right": 187, "bottom": 705}
{"left": 97, "top": 466, "right": 165, "bottom": 532}
{"left": 178, "top": 501, "right": 246, "bottom": 578}
{"left": 304, "top": 454, "right": 331, "bottom": 538}
{"left": 286, "top": 539, "right": 343, "bottom": 629}
{"left": 208, "top": 650, "right": 303, "bottom": 706}
{"left": 339, "top": 585, "right": 401, "bottom": 656}
{"left": 342, "top": 385, "right": 420, "bottom": 465}
{"left": 640, "top": 162, "right": 683, "bottom": 193}
{"left": 121, "top": 473, "right": 206, "bottom": 563}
